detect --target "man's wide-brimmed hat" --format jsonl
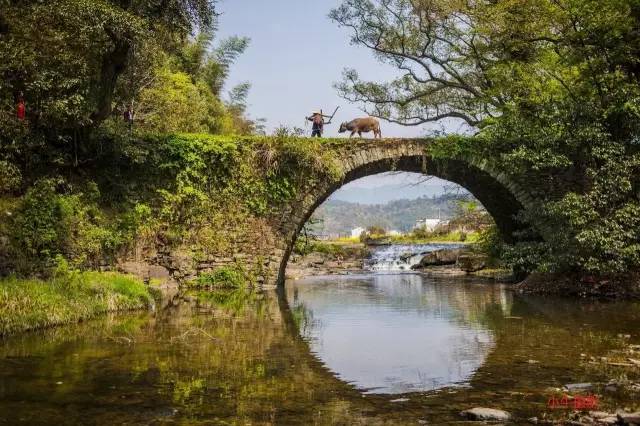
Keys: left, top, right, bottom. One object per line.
{"left": 312, "top": 110, "right": 321, "bottom": 115}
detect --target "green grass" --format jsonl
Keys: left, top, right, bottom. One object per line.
{"left": 389, "top": 231, "right": 480, "bottom": 244}
{"left": 0, "top": 271, "right": 156, "bottom": 336}
{"left": 326, "top": 231, "right": 480, "bottom": 246}
{"left": 333, "top": 236, "right": 361, "bottom": 244}
{"left": 294, "top": 240, "right": 368, "bottom": 259}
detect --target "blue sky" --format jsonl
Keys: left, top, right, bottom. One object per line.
{"left": 216, "top": 0, "right": 456, "bottom": 200}
{"left": 216, "top": 0, "right": 437, "bottom": 137}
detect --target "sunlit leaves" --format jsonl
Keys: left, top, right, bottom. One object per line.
{"left": 332, "top": 0, "right": 640, "bottom": 274}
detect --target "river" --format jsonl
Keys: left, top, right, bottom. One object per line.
{"left": 0, "top": 244, "right": 639, "bottom": 424}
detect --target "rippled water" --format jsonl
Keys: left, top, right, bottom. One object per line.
{"left": 0, "top": 268, "right": 639, "bottom": 424}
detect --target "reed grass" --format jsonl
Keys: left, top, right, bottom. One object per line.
{"left": 0, "top": 271, "right": 155, "bottom": 336}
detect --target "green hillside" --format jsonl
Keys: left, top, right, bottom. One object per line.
{"left": 310, "top": 194, "right": 468, "bottom": 235}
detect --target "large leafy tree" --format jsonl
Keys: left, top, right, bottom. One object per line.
{"left": 331, "top": 0, "right": 640, "bottom": 131}
{"left": 330, "top": 0, "right": 509, "bottom": 127}
{"left": 331, "top": 0, "right": 640, "bottom": 274}
{"left": 0, "top": 0, "right": 216, "bottom": 130}
{"left": 123, "top": 33, "right": 262, "bottom": 135}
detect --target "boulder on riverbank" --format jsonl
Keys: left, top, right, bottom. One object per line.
{"left": 411, "top": 248, "right": 466, "bottom": 269}
{"left": 412, "top": 248, "right": 515, "bottom": 281}
{"left": 457, "top": 254, "right": 488, "bottom": 272}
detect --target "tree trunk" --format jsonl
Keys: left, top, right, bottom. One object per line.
{"left": 90, "top": 31, "right": 131, "bottom": 126}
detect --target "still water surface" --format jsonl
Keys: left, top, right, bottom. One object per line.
{"left": 287, "top": 274, "right": 497, "bottom": 394}
{"left": 0, "top": 263, "right": 639, "bottom": 424}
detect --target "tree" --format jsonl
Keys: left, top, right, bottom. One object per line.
{"left": 135, "top": 67, "right": 211, "bottom": 133}
{"left": 331, "top": 0, "right": 640, "bottom": 274}
{"left": 330, "top": 0, "right": 640, "bottom": 135}
{"left": 330, "top": 0, "right": 505, "bottom": 127}
{"left": 0, "top": 0, "right": 217, "bottom": 131}
{"left": 127, "top": 33, "right": 262, "bottom": 135}
{"left": 0, "top": 0, "right": 264, "bottom": 177}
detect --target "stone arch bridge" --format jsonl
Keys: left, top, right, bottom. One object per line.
{"left": 270, "top": 138, "right": 539, "bottom": 285}
{"left": 155, "top": 138, "right": 546, "bottom": 287}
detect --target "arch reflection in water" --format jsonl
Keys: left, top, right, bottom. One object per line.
{"left": 286, "top": 274, "right": 513, "bottom": 394}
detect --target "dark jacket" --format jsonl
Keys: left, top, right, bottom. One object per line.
{"left": 307, "top": 114, "right": 324, "bottom": 131}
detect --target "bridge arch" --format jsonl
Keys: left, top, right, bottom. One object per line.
{"left": 275, "top": 139, "right": 536, "bottom": 285}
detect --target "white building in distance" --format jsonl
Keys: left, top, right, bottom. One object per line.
{"left": 351, "top": 227, "right": 366, "bottom": 238}
{"left": 415, "top": 219, "right": 449, "bottom": 231}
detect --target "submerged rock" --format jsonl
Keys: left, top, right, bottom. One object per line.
{"left": 604, "top": 384, "right": 618, "bottom": 393}
{"left": 459, "top": 407, "right": 511, "bottom": 421}
{"left": 618, "top": 412, "right": 640, "bottom": 424}
{"left": 563, "top": 383, "right": 594, "bottom": 392}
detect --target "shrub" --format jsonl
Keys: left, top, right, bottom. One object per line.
{"left": 502, "top": 241, "right": 554, "bottom": 278}
{"left": 192, "top": 266, "right": 246, "bottom": 290}
{"left": 475, "top": 224, "right": 505, "bottom": 263}
{"left": 412, "top": 226, "right": 433, "bottom": 239}
{"left": 6, "top": 179, "right": 133, "bottom": 274}
{"left": 9, "top": 179, "right": 67, "bottom": 271}
{"left": 0, "top": 160, "right": 21, "bottom": 194}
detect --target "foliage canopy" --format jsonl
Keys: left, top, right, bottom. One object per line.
{"left": 331, "top": 0, "right": 640, "bottom": 274}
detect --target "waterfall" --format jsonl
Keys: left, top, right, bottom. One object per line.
{"left": 364, "top": 243, "right": 464, "bottom": 271}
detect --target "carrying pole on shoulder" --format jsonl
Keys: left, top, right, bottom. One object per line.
{"left": 324, "top": 106, "right": 340, "bottom": 125}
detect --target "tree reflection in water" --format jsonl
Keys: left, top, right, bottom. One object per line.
{"left": 0, "top": 277, "right": 637, "bottom": 424}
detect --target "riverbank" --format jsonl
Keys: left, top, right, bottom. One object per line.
{"left": 286, "top": 241, "right": 369, "bottom": 279}
{"left": 390, "top": 230, "right": 480, "bottom": 244}
{"left": 286, "top": 241, "right": 514, "bottom": 282}
{"left": 333, "top": 232, "right": 479, "bottom": 245}
{"left": 0, "top": 271, "right": 159, "bottom": 336}
{"left": 414, "top": 264, "right": 515, "bottom": 281}
{"left": 516, "top": 272, "right": 640, "bottom": 299}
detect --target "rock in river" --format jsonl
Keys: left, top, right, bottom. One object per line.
{"left": 618, "top": 412, "right": 640, "bottom": 425}
{"left": 459, "top": 407, "right": 511, "bottom": 421}
{"left": 563, "top": 382, "right": 594, "bottom": 392}
{"left": 457, "top": 254, "right": 488, "bottom": 272}
{"left": 412, "top": 248, "right": 466, "bottom": 269}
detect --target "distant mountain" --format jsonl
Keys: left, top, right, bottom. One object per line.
{"left": 330, "top": 183, "right": 453, "bottom": 204}
{"left": 310, "top": 194, "right": 467, "bottom": 236}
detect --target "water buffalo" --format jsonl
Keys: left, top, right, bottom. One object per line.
{"left": 338, "top": 117, "right": 382, "bottom": 138}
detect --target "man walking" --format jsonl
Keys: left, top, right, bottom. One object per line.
{"left": 307, "top": 110, "right": 325, "bottom": 137}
